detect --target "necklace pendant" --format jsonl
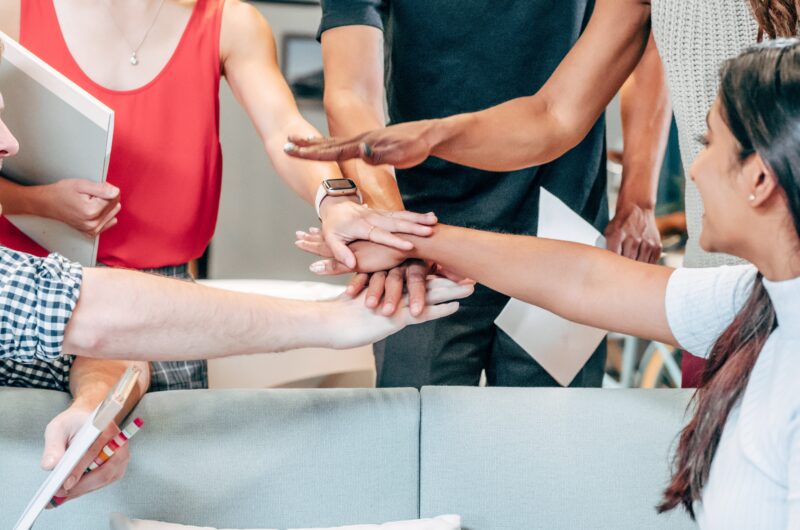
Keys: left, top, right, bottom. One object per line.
{"left": 130, "top": 53, "right": 139, "bottom": 66}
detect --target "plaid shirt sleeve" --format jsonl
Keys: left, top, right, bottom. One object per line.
{"left": 0, "top": 247, "right": 83, "bottom": 362}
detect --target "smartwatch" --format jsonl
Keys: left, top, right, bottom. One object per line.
{"left": 315, "top": 178, "right": 363, "bottom": 217}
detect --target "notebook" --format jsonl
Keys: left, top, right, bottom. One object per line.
{"left": 13, "top": 366, "right": 141, "bottom": 530}
{"left": 0, "top": 31, "right": 114, "bottom": 266}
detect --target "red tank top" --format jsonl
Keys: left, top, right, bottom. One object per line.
{"left": 4, "top": 0, "right": 224, "bottom": 268}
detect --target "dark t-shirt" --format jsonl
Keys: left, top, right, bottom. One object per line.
{"left": 319, "top": 0, "right": 608, "bottom": 236}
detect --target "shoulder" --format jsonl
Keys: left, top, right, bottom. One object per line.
{"left": 0, "top": 0, "right": 21, "bottom": 39}
{"left": 665, "top": 264, "right": 758, "bottom": 357}
{"left": 219, "top": 0, "right": 274, "bottom": 60}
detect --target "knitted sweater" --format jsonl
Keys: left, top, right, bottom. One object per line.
{"left": 651, "top": 0, "right": 757, "bottom": 267}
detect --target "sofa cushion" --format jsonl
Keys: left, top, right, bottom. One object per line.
{"left": 419, "top": 387, "right": 698, "bottom": 530}
{"left": 1, "top": 388, "right": 421, "bottom": 530}
{"left": 110, "top": 513, "right": 460, "bottom": 530}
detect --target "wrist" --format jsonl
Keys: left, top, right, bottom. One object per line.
{"left": 318, "top": 193, "right": 361, "bottom": 219}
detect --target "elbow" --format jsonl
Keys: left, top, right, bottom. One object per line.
{"left": 63, "top": 318, "right": 109, "bottom": 358}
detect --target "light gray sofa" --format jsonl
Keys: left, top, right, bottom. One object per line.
{"left": 0, "top": 387, "right": 697, "bottom": 530}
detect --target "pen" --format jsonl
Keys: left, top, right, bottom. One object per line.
{"left": 49, "top": 417, "right": 144, "bottom": 508}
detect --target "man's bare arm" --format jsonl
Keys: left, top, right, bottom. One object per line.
{"left": 62, "top": 267, "right": 472, "bottom": 361}
{"left": 286, "top": 0, "right": 652, "bottom": 172}
{"left": 321, "top": 25, "right": 402, "bottom": 210}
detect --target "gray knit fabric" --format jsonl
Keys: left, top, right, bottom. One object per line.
{"left": 652, "top": 0, "right": 757, "bottom": 268}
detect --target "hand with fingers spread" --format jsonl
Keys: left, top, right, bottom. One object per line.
{"left": 41, "top": 179, "right": 122, "bottom": 237}
{"left": 323, "top": 276, "right": 474, "bottom": 349}
{"left": 41, "top": 405, "right": 130, "bottom": 508}
{"left": 317, "top": 197, "right": 437, "bottom": 269}
{"left": 284, "top": 120, "right": 440, "bottom": 170}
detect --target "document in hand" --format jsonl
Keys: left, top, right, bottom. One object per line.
{"left": 0, "top": 32, "right": 113, "bottom": 266}
{"left": 495, "top": 188, "right": 608, "bottom": 387}
{"left": 13, "top": 366, "right": 141, "bottom": 530}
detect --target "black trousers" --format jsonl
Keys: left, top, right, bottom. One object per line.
{"left": 374, "top": 284, "right": 606, "bottom": 388}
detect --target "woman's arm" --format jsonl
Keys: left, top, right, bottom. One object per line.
{"left": 411, "top": 225, "right": 676, "bottom": 344}
{"left": 298, "top": 224, "right": 676, "bottom": 345}
{"left": 286, "top": 0, "right": 651, "bottom": 171}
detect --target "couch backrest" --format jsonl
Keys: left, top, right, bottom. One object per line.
{"left": 0, "top": 388, "right": 422, "bottom": 530}
{"left": 419, "top": 387, "right": 697, "bottom": 530}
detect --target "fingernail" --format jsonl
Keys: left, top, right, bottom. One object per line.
{"left": 64, "top": 476, "right": 77, "bottom": 491}
{"left": 42, "top": 455, "right": 56, "bottom": 468}
{"left": 383, "top": 304, "right": 395, "bottom": 315}
{"left": 309, "top": 262, "right": 326, "bottom": 273}
{"left": 283, "top": 142, "right": 296, "bottom": 152}
{"left": 309, "top": 227, "right": 321, "bottom": 234}
{"left": 411, "top": 303, "right": 422, "bottom": 315}
{"left": 366, "top": 296, "right": 377, "bottom": 307}
{"left": 346, "top": 285, "right": 354, "bottom": 295}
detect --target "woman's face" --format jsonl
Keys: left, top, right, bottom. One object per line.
{"left": 690, "top": 98, "right": 755, "bottom": 255}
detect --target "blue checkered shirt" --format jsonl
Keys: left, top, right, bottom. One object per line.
{"left": 0, "top": 247, "right": 82, "bottom": 363}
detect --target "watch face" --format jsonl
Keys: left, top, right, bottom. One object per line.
{"left": 324, "top": 178, "right": 356, "bottom": 191}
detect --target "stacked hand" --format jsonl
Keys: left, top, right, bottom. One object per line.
{"left": 295, "top": 227, "right": 471, "bottom": 318}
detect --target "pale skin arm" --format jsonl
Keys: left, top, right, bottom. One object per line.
{"left": 285, "top": 0, "right": 652, "bottom": 172}
{"left": 220, "top": 1, "right": 434, "bottom": 269}
{"left": 42, "top": 358, "right": 151, "bottom": 505}
{"left": 609, "top": 33, "right": 672, "bottom": 263}
{"left": 62, "top": 267, "right": 473, "bottom": 360}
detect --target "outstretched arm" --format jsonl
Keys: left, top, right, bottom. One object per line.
{"left": 286, "top": 0, "right": 651, "bottom": 171}
{"left": 62, "top": 267, "right": 472, "bottom": 361}
{"left": 298, "top": 225, "right": 676, "bottom": 345}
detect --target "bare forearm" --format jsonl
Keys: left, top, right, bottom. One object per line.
{"left": 69, "top": 357, "right": 150, "bottom": 419}
{"left": 409, "top": 224, "right": 675, "bottom": 343}
{"left": 63, "top": 268, "right": 334, "bottom": 361}
{"left": 0, "top": 177, "right": 48, "bottom": 216}
{"left": 322, "top": 25, "right": 403, "bottom": 210}
{"left": 267, "top": 115, "right": 342, "bottom": 203}
{"left": 617, "top": 33, "right": 671, "bottom": 210}
{"left": 325, "top": 94, "right": 403, "bottom": 210}
{"left": 420, "top": 1, "right": 651, "bottom": 171}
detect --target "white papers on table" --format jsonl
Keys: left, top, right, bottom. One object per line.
{"left": 495, "top": 188, "right": 608, "bottom": 387}
{"left": 0, "top": 31, "right": 113, "bottom": 266}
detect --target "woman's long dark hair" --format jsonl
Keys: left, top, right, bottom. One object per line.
{"left": 658, "top": 39, "right": 800, "bottom": 518}
{"left": 750, "top": 0, "right": 800, "bottom": 40}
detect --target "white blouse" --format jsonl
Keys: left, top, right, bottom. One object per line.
{"left": 666, "top": 265, "right": 800, "bottom": 529}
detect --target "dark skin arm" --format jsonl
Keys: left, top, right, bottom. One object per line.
{"left": 609, "top": 32, "right": 672, "bottom": 264}
{"left": 285, "top": 0, "right": 652, "bottom": 172}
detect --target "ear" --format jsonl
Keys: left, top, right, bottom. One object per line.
{"left": 743, "top": 153, "right": 779, "bottom": 208}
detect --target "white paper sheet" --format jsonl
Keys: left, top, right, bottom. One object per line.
{"left": 495, "top": 188, "right": 608, "bottom": 387}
